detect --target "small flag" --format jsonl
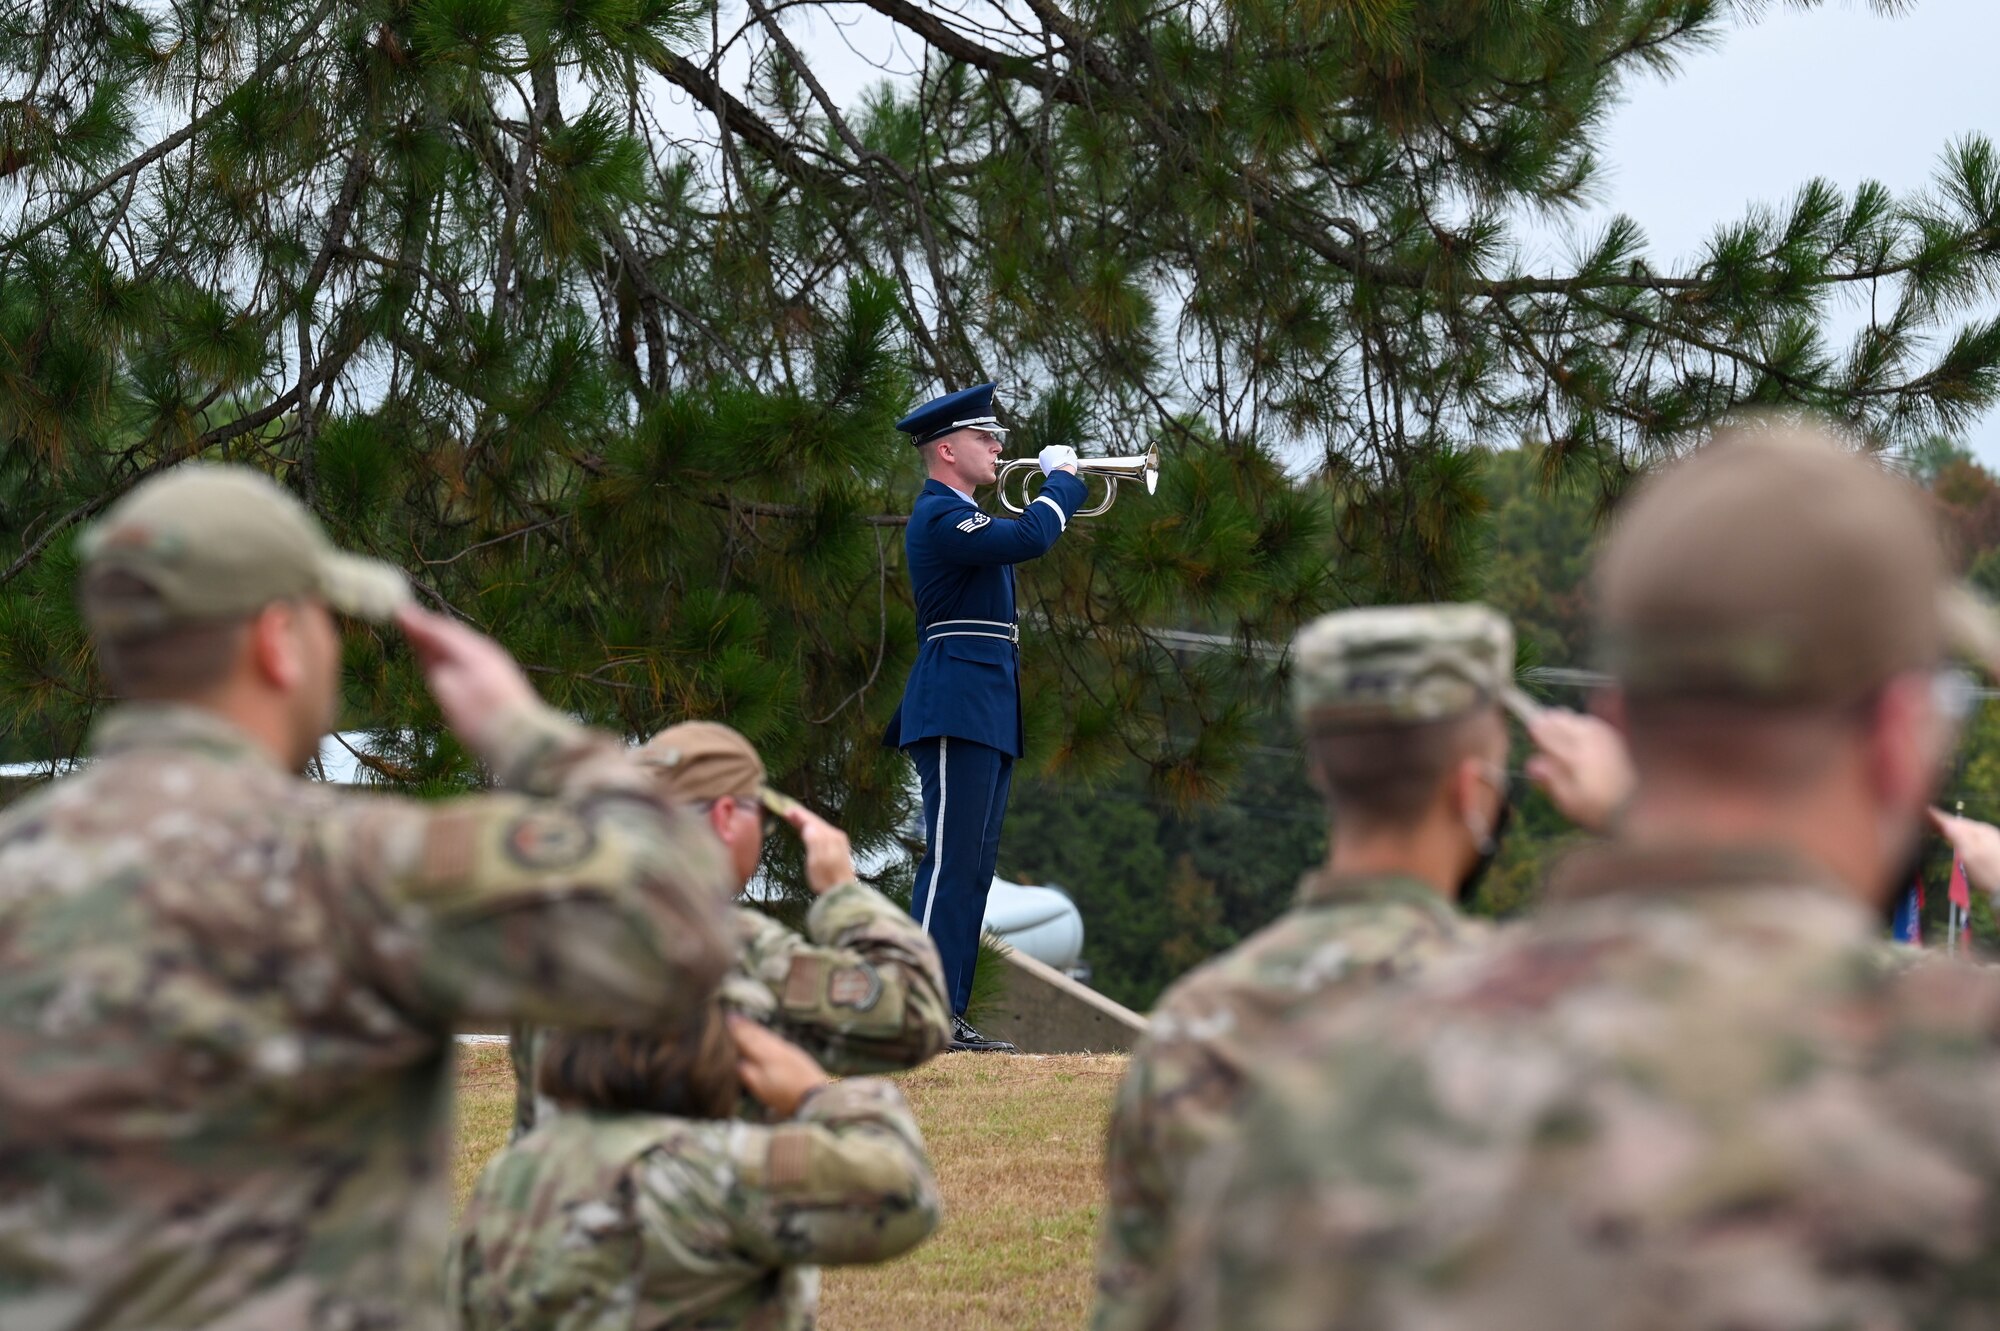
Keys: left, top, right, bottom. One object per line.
{"left": 1948, "top": 855, "right": 1972, "bottom": 953}
{"left": 1893, "top": 876, "right": 1925, "bottom": 946}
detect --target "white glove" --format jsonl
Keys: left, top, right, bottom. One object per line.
{"left": 1038, "top": 444, "right": 1079, "bottom": 475}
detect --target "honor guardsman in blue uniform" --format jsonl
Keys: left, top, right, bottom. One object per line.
{"left": 884, "top": 383, "right": 1086, "bottom": 1052}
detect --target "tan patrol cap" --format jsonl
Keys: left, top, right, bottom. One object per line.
{"left": 637, "top": 721, "right": 796, "bottom": 818}
{"left": 1595, "top": 424, "right": 1956, "bottom": 702}
{"left": 79, "top": 464, "right": 410, "bottom": 634}
{"left": 1291, "top": 603, "right": 1519, "bottom": 730}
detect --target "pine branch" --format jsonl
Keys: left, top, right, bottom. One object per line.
{"left": 0, "top": 336, "right": 372, "bottom": 591}
{"left": 0, "top": 0, "right": 344, "bottom": 261}
{"left": 743, "top": 0, "right": 971, "bottom": 379}
{"left": 646, "top": 50, "right": 845, "bottom": 192}
{"left": 0, "top": 450, "right": 193, "bottom": 586}
{"left": 853, "top": 0, "right": 1087, "bottom": 106}
{"left": 327, "top": 730, "right": 415, "bottom": 783}
{"left": 601, "top": 221, "right": 754, "bottom": 380}
{"left": 701, "top": 495, "right": 909, "bottom": 527}
{"left": 809, "top": 527, "right": 892, "bottom": 724}
{"left": 419, "top": 516, "right": 571, "bottom": 566}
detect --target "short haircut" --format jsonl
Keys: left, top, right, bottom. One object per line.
{"left": 82, "top": 570, "right": 251, "bottom": 699}
{"left": 1305, "top": 707, "right": 1499, "bottom": 830}
{"left": 537, "top": 1007, "right": 741, "bottom": 1121}
{"left": 1618, "top": 693, "right": 1870, "bottom": 794}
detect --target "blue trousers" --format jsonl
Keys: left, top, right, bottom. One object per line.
{"left": 906, "top": 736, "right": 1014, "bottom": 1016}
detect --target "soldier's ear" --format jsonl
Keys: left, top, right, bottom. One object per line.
{"left": 701, "top": 795, "right": 728, "bottom": 833}
{"left": 1447, "top": 755, "right": 1488, "bottom": 829}
{"left": 1865, "top": 672, "right": 1947, "bottom": 815}
{"left": 247, "top": 600, "right": 305, "bottom": 692}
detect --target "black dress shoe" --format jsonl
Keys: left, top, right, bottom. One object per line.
{"left": 949, "top": 1015, "right": 1016, "bottom": 1053}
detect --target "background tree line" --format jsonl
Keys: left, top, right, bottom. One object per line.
{"left": 1, "top": 2, "right": 1998, "bottom": 980}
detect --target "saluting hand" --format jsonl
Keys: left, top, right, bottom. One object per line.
{"left": 1523, "top": 707, "right": 1635, "bottom": 835}
{"left": 731, "top": 1017, "right": 831, "bottom": 1118}
{"left": 396, "top": 606, "right": 542, "bottom": 755}
{"left": 783, "top": 805, "right": 858, "bottom": 896}
{"left": 1929, "top": 807, "right": 2000, "bottom": 896}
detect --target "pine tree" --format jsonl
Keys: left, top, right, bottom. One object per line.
{"left": 0, "top": 1, "right": 1996, "bottom": 899}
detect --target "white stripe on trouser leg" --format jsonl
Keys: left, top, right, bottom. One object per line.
{"left": 1032, "top": 493, "right": 1067, "bottom": 531}
{"left": 920, "top": 737, "right": 949, "bottom": 931}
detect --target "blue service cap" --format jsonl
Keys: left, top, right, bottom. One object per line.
{"left": 895, "top": 382, "right": 1006, "bottom": 447}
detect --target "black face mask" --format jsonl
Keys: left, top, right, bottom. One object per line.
{"left": 1456, "top": 787, "right": 1516, "bottom": 909}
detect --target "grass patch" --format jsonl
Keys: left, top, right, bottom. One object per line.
{"left": 453, "top": 1044, "right": 519, "bottom": 1210}
{"left": 453, "top": 1045, "right": 1125, "bottom": 1331}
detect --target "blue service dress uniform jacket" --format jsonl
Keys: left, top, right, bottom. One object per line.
{"left": 882, "top": 471, "right": 1087, "bottom": 757}
{"left": 883, "top": 469, "right": 1086, "bottom": 1018}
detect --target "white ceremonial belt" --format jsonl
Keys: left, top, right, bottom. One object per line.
{"left": 924, "top": 619, "right": 1020, "bottom": 645}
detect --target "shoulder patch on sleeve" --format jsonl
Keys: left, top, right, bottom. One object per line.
{"left": 503, "top": 811, "right": 598, "bottom": 870}
{"left": 782, "top": 955, "right": 827, "bottom": 1009}
{"left": 826, "top": 965, "right": 883, "bottom": 1012}
{"left": 767, "top": 1125, "right": 813, "bottom": 1190}
{"left": 955, "top": 513, "right": 991, "bottom": 533}
{"left": 420, "top": 811, "right": 479, "bottom": 888}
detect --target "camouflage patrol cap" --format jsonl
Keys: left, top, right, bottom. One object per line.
{"left": 1596, "top": 424, "right": 1956, "bottom": 703}
{"left": 637, "top": 721, "right": 797, "bottom": 819}
{"left": 78, "top": 464, "right": 409, "bottom": 634}
{"left": 1291, "top": 603, "right": 1516, "bottom": 729}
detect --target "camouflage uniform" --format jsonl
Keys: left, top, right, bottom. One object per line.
{"left": 1090, "top": 604, "right": 1514, "bottom": 1331}
{"left": 1094, "top": 873, "right": 1489, "bottom": 1331}
{"left": 1170, "top": 845, "right": 2000, "bottom": 1331}
{"left": 1166, "top": 432, "right": 2000, "bottom": 1331}
{"left": 510, "top": 887, "right": 953, "bottom": 1135}
{"left": 641, "top": 721, "right": 949, "bottom": 1075}
{"left": 723, "top": 881, "right": 951, "bottom": 1074}
{"left": 449, "top": 1077, "right": 940, "bottom": 1331}
{"left": 511, "top": 722, "right": 951, "bottom": 1137}
{"left": 0, "top": 466, "right": 735, "bottom": 1331}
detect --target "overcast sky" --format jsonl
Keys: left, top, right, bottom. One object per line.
{"left": 757, "top": 1, "right": 2000, "bottom": 463}
{"left": 1583, "top": 1, "right": 2000, "bottom": 463}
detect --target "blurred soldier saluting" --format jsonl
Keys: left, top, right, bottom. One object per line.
{"left": 641, "top": 722, "right": 951, "bottom": 1072}
{"left": 0, "top": 466, "right": 734, "bottom": 1331}
{"left": 1091, "top": 604, "right": 1632, "bottom": 1331}
{"left": 883, "top": 382, "right": 1087, "bottom": 1052}
{"left": 452, "top": 1008, "right": 941, "bottom": 1331}
{"left": 508, "top": 722, "right": 952, "bottom": 1136}
{"left": 1172, "top": 426, "right": 2000, "bottom": 1331}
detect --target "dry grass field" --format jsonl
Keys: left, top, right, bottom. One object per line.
{"left": 452, "top": 1044, "right": 1127, "bottom": 1331}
